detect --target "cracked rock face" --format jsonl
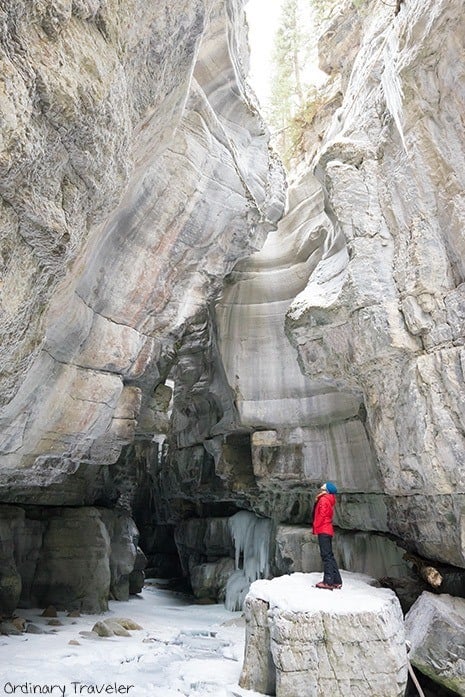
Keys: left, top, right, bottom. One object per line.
{"left": 239, "top": 572, "right": 408, "bottom": 697}
{"left": 405, "top": 591, "right": 465, "bottom": 695}
{"left": 286, "top": 0, "right": 465, "bottom": 568}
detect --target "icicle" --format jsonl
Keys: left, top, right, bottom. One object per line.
{"left": 225, "top": 511, "right": 272, "bottom": 611}
{"left": 224, "top": 570, "right": 251, "bottom": 612}
{"left": 229, "top": 510, "right": 254, "bottom": 570}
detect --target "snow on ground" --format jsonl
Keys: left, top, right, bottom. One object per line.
{"left": 248, "top": 571, "right": 390, "bottom": 613}
{"left": 0, "top": 571, "right": 386, "bottom": 696}
{"left": 0, "top": 580, "right": 264, "bottom": 697}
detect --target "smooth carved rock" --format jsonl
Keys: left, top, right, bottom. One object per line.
{"left": 239, "top": 572, "right": 408, "bottom": 697}
{"left": 405, "top": 592, "right": 465, "bottom": 695}
{"left": 216, "top": 171, "right": 357, "bottom": 432}
{"left": 0, "top": 0, "right": 283, "bottom": 501}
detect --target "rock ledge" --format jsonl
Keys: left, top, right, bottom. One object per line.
{"left": 239, "top": 571, "right": 407, "bottom": 697}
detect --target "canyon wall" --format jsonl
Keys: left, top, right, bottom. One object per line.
{"left": 0, "top": 2, "right": 464, "bottom": 670}
{"left": 164, "top": 0, "right": 465, "bottom": 572}
{"left": 0, "top": 0, "right": 283, "bottom": 504}
{"left": 286, "top": 0, "right": 465, "bottom": 568}
{"left": 0, "top": 0, "right": 284, "bottom": 611}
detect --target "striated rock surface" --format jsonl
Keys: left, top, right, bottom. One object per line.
{"left": 0, "top": 0, "right": 284, "bottom": 502}
{"left": 0, "top": 13, "right": 464, "bottom": 694}
{"left": 239, "top": 571, "right": 408, "bottom": 697}
{"left": 405, "top": 592, "right": 465, "bottom": 695}
{"left": 285, "top": 0, "right": 465, "bottom": 568}
{"left": 215, "top": 172, "right": 375, "bottom": 496}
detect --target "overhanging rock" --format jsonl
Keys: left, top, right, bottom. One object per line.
{"left": 239, "top": 571, "right": 407, "bottom": 697}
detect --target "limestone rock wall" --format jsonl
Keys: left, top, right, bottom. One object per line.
{"left": 163, "top": 169, "right": 385, "bottom": 543}
{"left": 0, "top": 504, "right": 138, "bottom": 615}
{"left": 0, "top": 0, "right": 284, "bottom": 503}
{"left": 405, "top": 592, "right": 465, "bottom": 694}
{"left": 274, "top": 524, "right": 413, "bottom": 581}
{"left": 240, "top": 572, "right": 408, "bottom": 697}
{"left": 285, "top": 0, "right": 465, "bottom": 568}
{"left": 163, "top": 0, "right": 465, "bottom": 633}
{"left": 1, "top": 0, "right": 465, "bottom": 651}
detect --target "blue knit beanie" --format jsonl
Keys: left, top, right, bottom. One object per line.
{"left": 325, "top": 481, "right": 338, "bottom": 494}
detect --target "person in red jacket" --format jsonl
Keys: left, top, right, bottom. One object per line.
{"left": 312, "top": 481, "right": 343, "bottom": 590}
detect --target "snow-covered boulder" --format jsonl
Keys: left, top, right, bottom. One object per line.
{"left": 405, "top": 591, "right": 465, "bottom": 695}
{"left": 239, "top": 571, "right": 407, "bottom": 697}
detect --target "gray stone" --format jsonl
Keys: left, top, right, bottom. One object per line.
{"left": 238, "top": 596, "right": 276, "bottom": 696}
{"left": 0, "top": 0, "right": 283, "bottom": 501}
{"left": 98, "top": 510, "right": 138, "bottom": 601}
{"left": 25, "top": 623, "right": 46, "bottom": 634}
{"left": 90, "top": 621, "right": 115, "bottom": 638}
{"left": 128, "top": 570, "right": 145, "bottom": 596}
{"left": 251, "top": 423, "right": 381, "bottom": 493}
{"left": 190, "top": 558, "right": 235, "bottom": 602}
{"left": 0, "top": 621, "right": 23, "bottom": 636}
{"left": 111, "top": 617, "right": 143, "bottom": 631}
{"left": 274, "top": 525, "right": 412, "bottom": 581}
{"left": 240, "top": 572, "right": 408, "bottom": 697}
{"left": 0, "top": 507, "right": 25, "bottom": 616}
{"left": 31, "top": 508, "right": 111, "bottom": 613}
{"left": 41, "top": 605, "right": 58, "bottom": 617}
{"left": 0, "top": 563, "right": 21, "bottom": 618}
{"left": 175, "top": 517, "right": 233, "bottom": 576}
{"left": 0, "top": 3, "right": 463, "bottom": 688}
{"left": 285, "top": 0, "right": 465, "bottom": 569}
{"left": 78, "top": 630, "right": 100, "bottom": 640}
{"left": 91, "top": 617, "right": 142, "bottom": 638}
{"left": 405, "top": 592, "right": 465, "bottom": 695}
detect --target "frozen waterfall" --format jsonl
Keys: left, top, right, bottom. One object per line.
{"left": 225, "top": 510, "right": 272, "bottom": 612}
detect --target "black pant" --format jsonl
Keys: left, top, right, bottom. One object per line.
{"left": 318, "top": 533, "right": 342, "bottom": 585}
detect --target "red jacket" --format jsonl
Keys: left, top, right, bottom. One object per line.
{"left": 312, "top": 492, "right": 336, "bottom": 535}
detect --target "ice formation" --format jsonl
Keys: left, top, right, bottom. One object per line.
{"left": 225, "top": 511, "right": 272, "bottom": 612}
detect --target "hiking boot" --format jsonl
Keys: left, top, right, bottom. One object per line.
{"left": 315, "top": 582, "right": 333, "bottom": 590}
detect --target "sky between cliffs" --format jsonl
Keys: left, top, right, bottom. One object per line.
{"left": 245, "top": 0, "right": 284, "bottom": 104}
{"left": 245, "top": 0, "right": 327, "bottom": 108}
